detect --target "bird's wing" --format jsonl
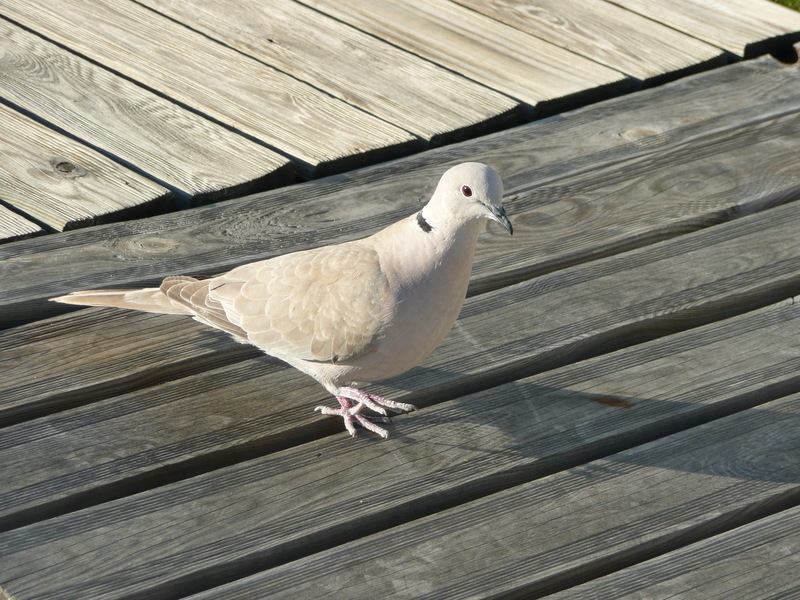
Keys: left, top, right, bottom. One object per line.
{"left": 207, "top": 241, "right": 390, "bottom": 362}
{"left": 160, "top": 276, "right": 249, "bottom": 341}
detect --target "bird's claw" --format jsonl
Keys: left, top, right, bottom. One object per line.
{"left": 339, "top": 387, "right": 417, "bottom": 415}
{"left": 315, "top": 387, "right": 416, "bottom": 438}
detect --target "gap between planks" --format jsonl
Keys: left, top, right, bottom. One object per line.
{"left": 2, "top": 98, "right": 799, "bottom": 427}
{"left": 1, "top": 53, "right": 799, "bottom": 328}
{"left": 1, "top": 193, "right": 798, "bottom": 529}
{"left": 0, "top": 18, "right": 294, "bottom": 206}
{"left": 2, "top": 0, "right": 420, "bottom": 178}
{"left": 0, "top": 101, "right": 173, "bottom": 232}
{"left": 206, "top": 392, "right": 800, "bottom": 600}
{"left": 546, "top": 504, "right": 800, "bottom": 600}
{"left": 2, "top": 145, "right": 800, "bottom": 429}
{"left": 0, "top": 298, "right": 797, "bottom": 598}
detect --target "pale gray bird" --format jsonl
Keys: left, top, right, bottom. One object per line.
{"left": 52, "top": 162, "right": 512, "bottom": 438}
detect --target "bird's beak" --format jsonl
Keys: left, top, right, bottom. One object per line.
{"left": 488, "top": 204, "right": 513, "bottom": 235}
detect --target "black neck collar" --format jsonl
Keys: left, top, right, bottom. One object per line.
{"left": 416, "top": 211, "right": 432, "bottom": 233}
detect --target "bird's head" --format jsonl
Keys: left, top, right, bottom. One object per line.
{"left": 427, "top": 162, "right": 512, "bottom": 235}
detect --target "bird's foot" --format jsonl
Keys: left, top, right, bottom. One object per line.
{"left": 314, "top": 396, "right": 392, "bottom": 438}
{"left": 314, "top": 387, "right": 417, "bottom": 438}
{"left": 339, "top": 386, "right": 418, "bottom": 416}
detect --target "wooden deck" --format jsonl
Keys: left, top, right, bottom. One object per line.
{"left": 2, "top": 0, "right": 800, "bottom": 242}
{"left": 1, "top": 33, "right": 800, "bottom": 597}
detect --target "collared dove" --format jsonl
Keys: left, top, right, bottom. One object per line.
{"left": 52, "top": 162, "right": 512, "bottom": 438}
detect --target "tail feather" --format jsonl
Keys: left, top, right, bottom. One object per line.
{"left": 50, "top": 288, "right": 189, "bottom": 315}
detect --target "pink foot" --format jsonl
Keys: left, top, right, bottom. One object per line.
{"left": 314, "top": 387, "right": 417, "bottom": 438}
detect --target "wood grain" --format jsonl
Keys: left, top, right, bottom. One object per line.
{"left": 184, "top": 393, "right": 800, "bottom": 600}
{"left": 1, "top": 0, "right": 418, "bottom": 177}
{"left": 301, "top": 0, "right": 631, "bottom": 110}
{"left": 0, "top": 20, "right": 293, "bottom": 202}
{"left": 2, "top": 4, "right": 799, "bottom": 598}
{"left": 1, "top": 55, "right": 798, "bottom": 328}
{"left": 1, "top": 297, "right": 797, "bottom": 598}
{"left": 0, "top": 309, "right": 259, "bottom": 426}
{"left": 0, "top": 102, "right": 172, "bottom": 231}
{"left": 391, "top": 0, "right": 724, "bottom": 82}
{"left": 1, "top": 192, "right": 798, "bottom": 530}
{"left": 0, "top": 205, "right": 42, "bottom": 243}
{"left": 547, "top": 506, "right": 800, "bottom": 600}
{"left": 138, "top": 0, "right": 522, "bottom": 144}
{"left": 610, "top": 0, "right": 800, "bottom": 58}
{"left": 3, "top": 100, "right": 799, "bottom": 426}
{"left": 472, "top": 106, "right": 800, "bottom": 295}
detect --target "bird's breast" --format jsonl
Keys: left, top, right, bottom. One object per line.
{"left": 342, "top": 222, "right": 481, "bottom": 381}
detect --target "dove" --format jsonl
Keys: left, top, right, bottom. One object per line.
{"left": 52, "top": 162, "right": 512, "bottom": 438}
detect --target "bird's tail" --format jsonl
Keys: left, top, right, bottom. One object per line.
{"left": 50, "top": 287, "right": 189, "bottom": 315}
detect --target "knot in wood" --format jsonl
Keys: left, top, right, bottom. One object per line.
{"left": 51, "top": 159, "right": 87, "bottom": 178}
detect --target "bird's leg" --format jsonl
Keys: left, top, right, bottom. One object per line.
{"left": 314, "top": 394, "right": 393, "bottom": 438}
{"left": 314, "top": 388, "right": 416, "bottom": 438}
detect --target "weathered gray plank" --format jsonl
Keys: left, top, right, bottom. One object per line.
{"left": 2, "top": 0, "right": 418, "bottom": 177}
{"left": 0, "top": 19, "right": 293, "bottom": 203}
{"left": 2, "top": 104, "right": 799, "bottom": 427}
{"left": 0, "top": 102, "right": 172, "bottom": 231}
{"left": 1, "top": 54, "right": 798, "bottom": 328}
{"left": 309, "top": 0, "right": 725, "bottom": 85}
{"left": 182, "top": 393, "right": 800, "bottom": 600}
{"left": 1, "top": 295, "right": 797, "bottom": 599}
{"left": 547, "top": 505, "right": 800, "bottom": 600}
{"left": 612, "top": 0, "right": 800, "bottom": 58}
{"left": 138, "top": 0, "right": 522, "bottom": 143}
{"left": 1, "top": 207, "right": 799, "bottom": 550}
{"left": 0, "top": 309, "right": 259, "bottom": 426}
{"left": 473, "top": 107, "right": 800, "bottom": 293}
{"left": 0, "top": 586, "right": 19, "bottom": 600}
{"left": 281, "top": 0, "right": 630, "bottom": 110}
{"left": 0, "top": 205, "right": 42, "bottom": 243}
{"left": 1, "top": 265, "right": 798, "bottom": 533}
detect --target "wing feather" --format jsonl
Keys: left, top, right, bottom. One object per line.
{"left": 160, "top": 276, "right": 248, "bottom": 340}
{"left": 209, "top": 241, "right": 390, "bottom": 362}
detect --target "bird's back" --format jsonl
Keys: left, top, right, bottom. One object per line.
{"left": 196, "top": 239, "right": 391, "bottom": 364}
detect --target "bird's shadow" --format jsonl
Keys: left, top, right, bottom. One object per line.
{"left": 130, "top": 324, "right": 800, "bottom": 482}
{"left": 368, "top": 364, "right": 800, "bottom": 486}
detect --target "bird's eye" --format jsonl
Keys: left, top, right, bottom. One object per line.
{"left": 461, "top": 185, "right": 473, "bottom": 197}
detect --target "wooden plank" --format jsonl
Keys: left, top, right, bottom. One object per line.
{"left": 611, "top": 0, "right": 800, "bottom": 58}
{"left": 1, "top": 54, "right": 798, "bottom": 328}
{"left": 299, "top": 0, "right": 631, "bottom": 111}
{"left": 3, "top": 104, "right": 800, "bottom": 427}
{"left": 547, "top": 506, "right": 800, "bottom": 600}
{"left": 181, "top": 393, "right": 800, "bottom": 600}
{"left": 450, "top": 0, "right": 728, "bottom": 82}
{"left": 0, "top": 102, "right": 172, "bottom": 231}
{"left": 0, "top": 295, "right": 797, "bottom": 599}
{"left": 1, "top": 203, "right": 799, "bottom": 522}
{"left": 0, "top": 309, "right": 260, "bottom": 426}
{"left": 0, "top": 20, "right": 293, "bottom": 203}
{"left": 0, "top": 205, "right": 42, "bottom": 243}
{"left": 0, "top": 586, "right": 19, "bottom": 600}
{"left": 1, "top": 0, "right": 418, "bottom": 178}
{"left": 3, "top": 99, "right": 799, "bottom": 304}
{"left": 138, "top": 0, "right": 522, "bottom": 144}
{"left": 308, "top": 0, "right": 725, "bottom": 85}
{"left": 0, "top": 275, "right": 798, "bottom": 531}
